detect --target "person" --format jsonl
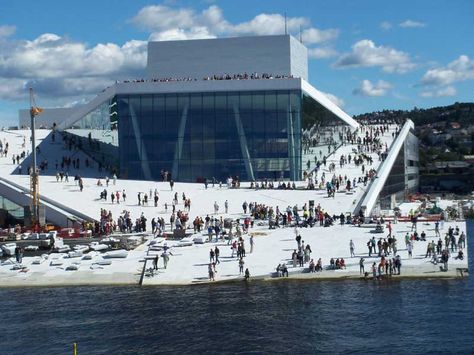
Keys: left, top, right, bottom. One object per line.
{"left": 350, "top": 239, "right": 355, "bottom": 257}
{"left": 15, "top": 245, "right": 21, "bottom": 263}
{"left": 161, "top": 250, "right": 172, "bottom": 269}
{"left": 153, "top": 254, "right": 159, "bottom": 270}
{"left": 441, "top": 249, "right": 449, "bottom": 271}
{"left": 224, "top": 200, "right": 229, "bottom": 214}
{"left": 455, "top": 249, "right": 464, "bottom": 260}
{"left": 420, "top": 231, "right": 426, "bottom": 241}
{"left": 372, "top": 262, "right": 377, "bottom": 279}
{"left": 249, "top": 235, "right": 254, "bottom": 253}
{"left": 395, "top": 255, "right": 401, "bottom": 275}
{"left": 292, "top": 250, "right": 298, "bottom": 267}
{"left": 169, "top": 180, "right": 174, "bottom": 191}
{"left": 208, "top": 263, "right": 215, "bottom": 281}
{"left": 210, "top": 248, "right": 215, "bottom": 263}
{"left": 214, "top": 246, "right": 220, "bottom": 264}
{"left": 407, "top": 241, "right": 413, "bottom": 258}
{"left": 281, "top": 263, "right": 289, "bottom": 277}
{"left": 244, "top": 268, "right": 250, "bottom": 280}
{"left": 239, "top": 257, "right": 245, "bottom": 274}
{"left": 276, "top": 264, "right": 282, "bottom": 277}
{"left": 359, "top": 257, "right": 365, "bottom": 275}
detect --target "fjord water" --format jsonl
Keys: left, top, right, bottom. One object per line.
{"left": 1, "top": 221, "right": 473, "bottom": 354}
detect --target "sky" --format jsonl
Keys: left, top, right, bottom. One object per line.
{"left": 0, "top": 0, "right": 473, "bottom": 126}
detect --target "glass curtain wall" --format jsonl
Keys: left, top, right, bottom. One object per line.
{"left": 64, "top": 98, "right": 119, "bottom": 172}
{"left": 301, "top": 92, "right": 352, "bottom": 164}
{"left": 379, "top": 147, "right": 406, "bottom": 208}
{"left": 117, "top": 90, "right": 301, "bottom": 182}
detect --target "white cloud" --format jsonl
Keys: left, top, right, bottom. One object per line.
{"left": 321, "top": 91, "right": 345, "bottom": 107}
{"left": 333, "top": 39, "right": 415, "bottom": 73}
{"left": 399, "top": 20, "right": 426, "bottom": 28}
{"left": 0, "top": 25, "right": 16, "bottom": 38}
{"left": 301, "top": 28, "right": 339, "bottom": 44}
{"left": 131, "top": 5, "right": 196, "bottom": 31}
{"left": 380, "top": 21, "right": 392, "bottom": 30}
{"left": 148, "top": 27, "right": 215, "bottom": 41}
{"left": 420, "top": 86, "right": 457, "bottom": 98}
{"left": 353, "top": 79, "right": 392, "bottom": 96}
{"left": 0, "top": 33, "right": 147, "bottom": 102}
{"left": 0, "top": 34, "right": 147, "bottom": 79}
{"left": 130, "top": 4, "right": 337, "bottom": 43}
{"left": 421, "top": 55, "right": 474, "bottom": 86}
{"left": 308, "top": 47, "right": 338, "bottom": 59}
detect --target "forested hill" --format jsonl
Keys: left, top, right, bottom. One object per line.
{"left": 353, "top": 102, "right": 474, "bottom": 126}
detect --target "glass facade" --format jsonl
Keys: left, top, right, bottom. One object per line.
{"left": 301, "top": 92, "right": 349, "bottom": 153}
{"left": 64, "top": 98, "right": 119, "bottom": 171}
{"left": 63, "top": 88, "right": 354, "bottom": 182}
{"left": 116, "top": 90, "right": 302, "bottom": 182}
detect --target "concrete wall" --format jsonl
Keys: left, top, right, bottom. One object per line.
{"left": 147, "top": 35, "right": 308, "bottom": 80}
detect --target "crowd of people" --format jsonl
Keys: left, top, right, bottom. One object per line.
{"left": 117, "top": 72, "right": 297, "bottom": 86}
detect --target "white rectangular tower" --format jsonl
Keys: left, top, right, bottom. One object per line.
{"left": 147, "top": 35, "right": 308, "bottom": 80}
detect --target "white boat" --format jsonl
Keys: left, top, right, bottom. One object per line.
{"left": 1, "top": 243, "right": 16, "bottom": 256}
{"left": 68, "top": 250, "right": 83, "bottom": 258}
{"left": 101, "top": 237, "right": 120, "bottom": 243}
{"left": 103, "top": 250, "right": 128, "bottom": 258}
{"left": 50, "top": 259, "right": 63, "bottom": 266}
{"left": 25, "top": 245, "right": 39, "bottom": 251}
{"left": 74, "top": 245, "right": 90, "bottom": 253}
{"left": 89, "top": 242, "right": 109, "bottom": 251}
{"left": 32, "top": 256, "right": 46, "bottom": 265}
{"left": 127, "top": 236, "right": 143, "bottom": 247}
{"left": 56, "top": 245, "right": 71, "bottom": 253}
{"left": 95, "top": 259, "right": 112, "bottom": 266}
{"left": 66, "top": 264, "right": 79, "bottom": 271}
{"left": 192, "top": 234, "right": 206, "bottom": 244}
{"left": 177, "top": 237, "right": 194, "bottom": 247}
{"left": 1, "top": 258, "right": 17, "bottom": 266}
{"left": 82, "top": 254, "right": 93, "bottom": 260}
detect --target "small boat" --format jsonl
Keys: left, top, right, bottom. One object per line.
{"left": 103, "top": 250, "right": 128, "bottom": 259}
{"left": 192, "top": 234, "right": 206, "bottom": 244}
{"left": 68, "top": 250, "right": 83, "bottom": 258}
{"left": 127, "top": 236, "right": 142, "bottom": 247}
{"left": 95, "top": 259, "right": 112, "bottom": 266}
{"left": 1, "top": 243, "right": 16, "bottom": 256}
{"left": 1, "top": 258, "right": 17, "bottom": 266}
{"left": 89, "top": 242, "right": 109, "bottom": 251}
{"left": 66, "top": 264, "right": 79, "bottom": 271}
{"left": 56, "top": 245, "right": 71, "bottom": 253}
{"left": 82, "top": 254, "right": 93, "bottom": 260}
{"left": 177, "top": 237, "right": 194, "bottom": 247}
{"left": 74, "top": 245, "right": 90, "bottom": 253}
{"left": 32, "top": 256, "right": 46, "bottom": 265}
{"left": 101, "top": 237, "right": 120, "bottom": 243}
{"left": 50, "top": 259, "right": 64, "bottom": 266}
{"left": 25, "top": 245, "right": 39, "bottom": 252}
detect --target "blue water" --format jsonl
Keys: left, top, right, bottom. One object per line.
{"left": 1, "top": 222, "right": 473, "bottom": 354}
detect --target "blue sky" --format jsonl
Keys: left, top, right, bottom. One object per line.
{"left": 0, "top": 0, "right": 473, "bottom": 126}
